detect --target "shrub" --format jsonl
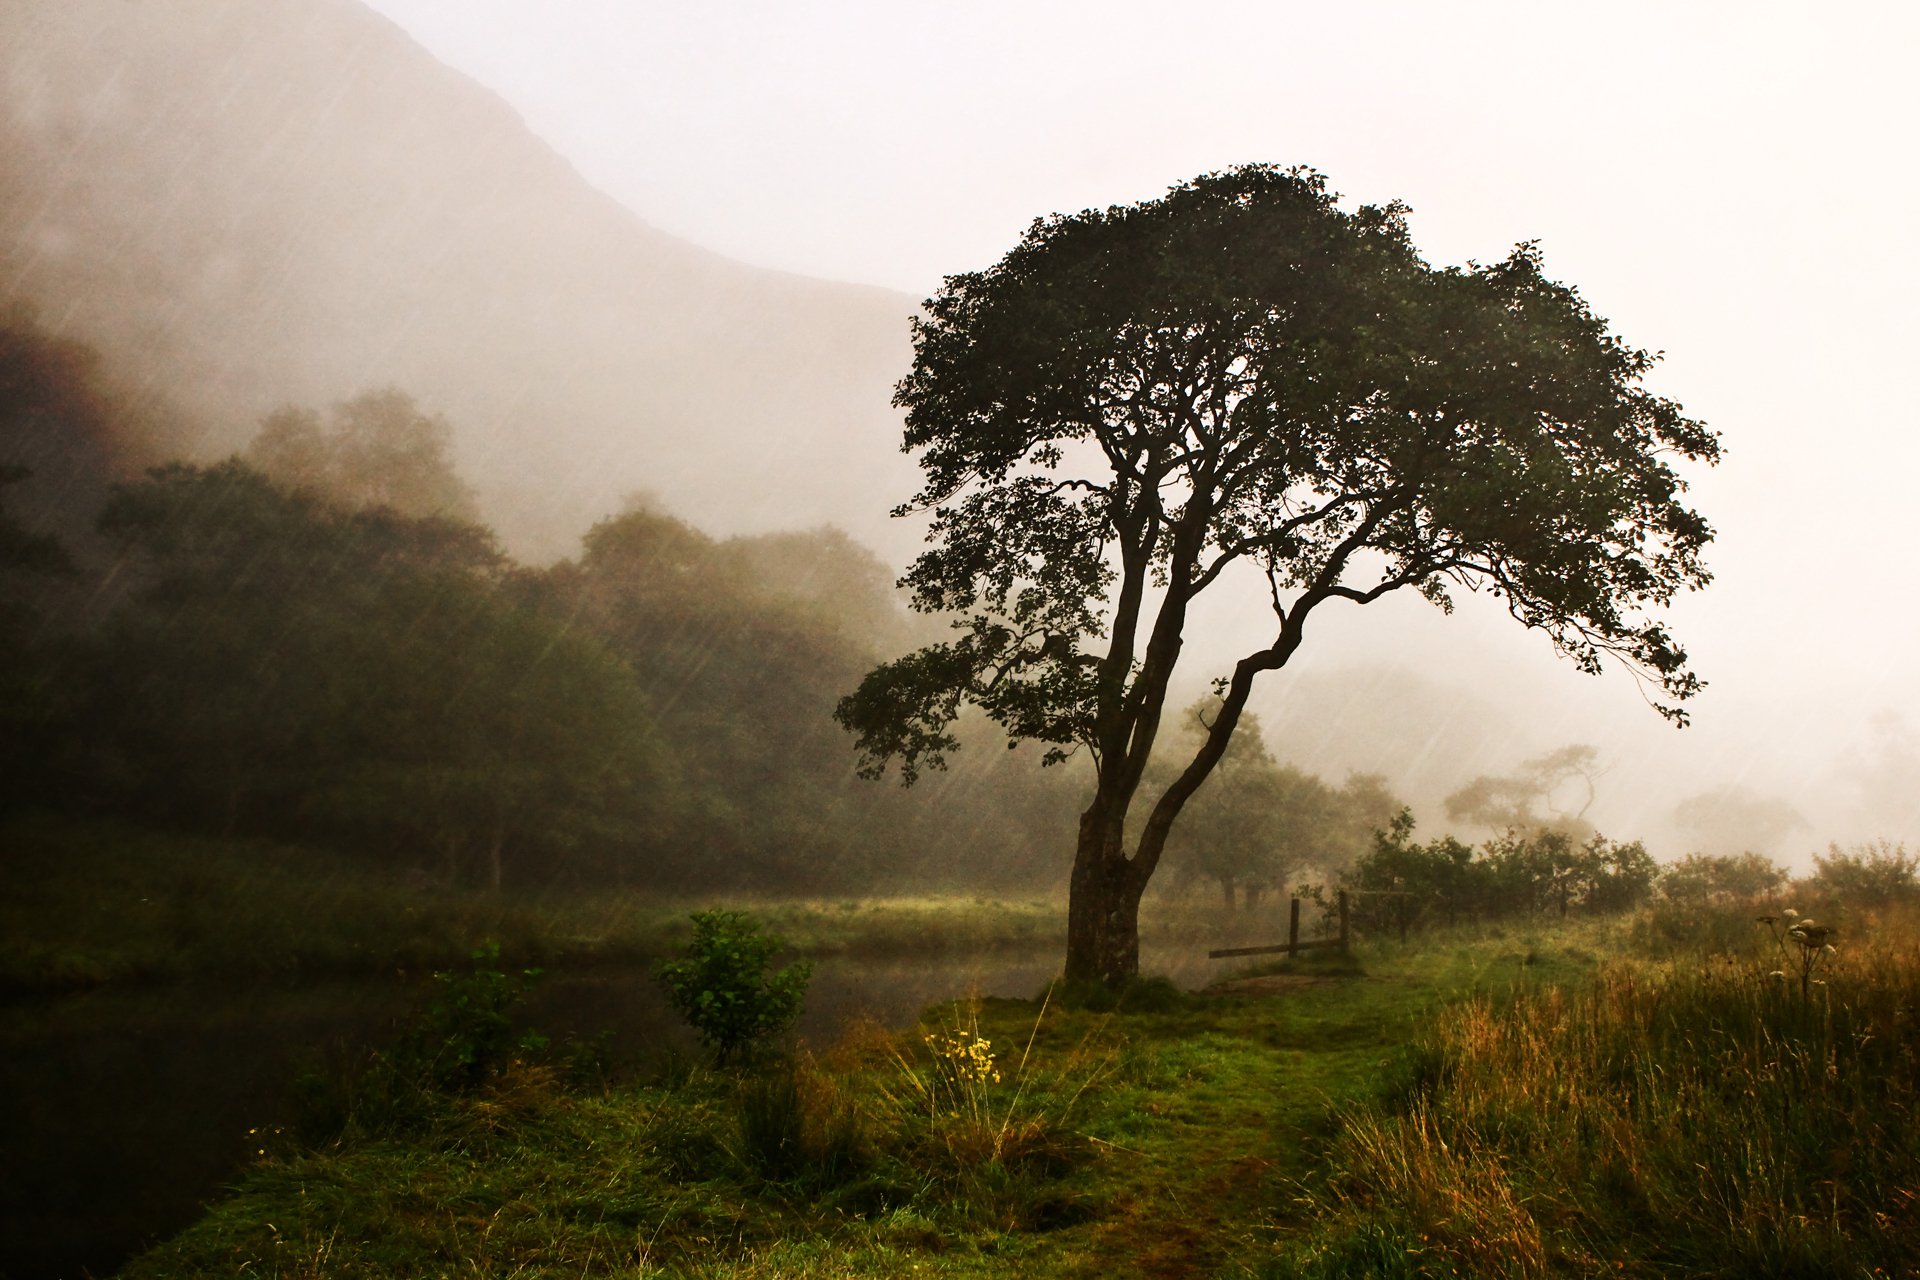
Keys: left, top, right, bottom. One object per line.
{"left": 733, "top": 1053, "right": 868, "bottom": 1185}
{"left": 413, "top": 940, "right": 547, "bottom": 1090}
{"left": 1658, "top": 851, "right": 1788, "bottom": 904}
{"left": 1808, "top": 839, "right": 1918, "bottom": 907}
{"left": 291, "top": 940, "right": 547, "bottom": 1142}
{"left": 656, "top": 909, "right": 811, "bottom": 1063}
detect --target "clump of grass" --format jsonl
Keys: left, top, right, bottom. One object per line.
{"left": 1271, "top": 907, "right": 1920, "bottom": 1277}
{"left": 733, "top": 1052, "right": 869, "bottom": 1188}
{"left": 870, "top": 993, "right": 1113, "bottom": 1226}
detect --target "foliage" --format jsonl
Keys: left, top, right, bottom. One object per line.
{"left": 839, "top": 163, "right": 1717, "bottom": 984}
{"left": 1658, "top": 850, "right": 1788, "bottom": 904}
{"left": 1346, "top": 812, "right": 1655, "bottom": 933}
{"left": 292, "top": 942, "right": 551, "bottom": 1144}
{"left": 246, "top": 388, "right": 478, "bottom": 521}
{"left": 410, "top": 942, "right": 548, "bottom": 1091}
{"left": 83, "top": 458, "right": 674, "bottom": 886}
{"left": 552, "top": 500, "right": 1082, "bottom": 893}
{"left": 657, "top": 910, "right": 813, "bottom": 1063}
{"left": 1443, "top": 743, "right": 1604, "bottom": 841}
{"left": 1808, "top": 838, "right": 1918, "bottom": 906}
{"left": 1162, "top": 699, "right": 1401, "bottom": 909}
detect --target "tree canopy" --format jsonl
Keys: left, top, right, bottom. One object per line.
{"left": 838, "top": 164, "right": 1718, "bottom": 984}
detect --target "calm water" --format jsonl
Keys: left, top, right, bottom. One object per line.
{"left": 1, "top": 943, "right": 1220, "bottom": 1279}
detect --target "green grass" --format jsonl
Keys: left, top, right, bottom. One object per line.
{"left": 118, "top": 922, "right": 1606, "bottom": 1278}
{"left": 37, "top": 812, "right": 1919, "bottom": 1277}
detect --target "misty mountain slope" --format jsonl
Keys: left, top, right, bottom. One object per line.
{"left": 0, "top": 0, "right": 919, "bottom": 557}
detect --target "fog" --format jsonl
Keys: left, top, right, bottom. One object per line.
{"left": 5, "top": 0, "right": 1917, "bottom": 870}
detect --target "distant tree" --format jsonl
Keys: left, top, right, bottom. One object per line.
{"left": 247, "top": 388, "right": 477, "bottom": 521}
{"left": 1165, "top": 699, "right": 1402, "bottom": 911}
{"left": 837, "top": 165, "right": 1717, "bottom": 985}
{"left": 0, "top": 465, "right": 74, "bottom": 812}
{"left": 1584, "top": 835, "right": 1658, "bottom": 912}
{"left": 1162, "top": 701, "right": 1303, "bottom": 910}
{"left": 1351, "top": 815, "right": 1652, "bottom": 930}
{"left": 1670, "top": 785, "right": 1806, "bottom": 858}
{"left": 1446, "top": 744, "right": 1605, "bottom": 842}
{"left": 90, "top": 460, "right": 669, "bottom": 883}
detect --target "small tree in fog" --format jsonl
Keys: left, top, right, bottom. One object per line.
{"left": 837, "top": 165, "right": 1717, "bottom": 987}
{"left": 1445, "top": 743, "right": 1605, "bottom": 842}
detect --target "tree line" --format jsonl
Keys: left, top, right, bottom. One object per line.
{"left": 0, "top": 312, "right": 1098, "bottom": 894}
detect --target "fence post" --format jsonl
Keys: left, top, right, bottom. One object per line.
{"left": 1288, "top": 896, "right": 1301, "bottom": 957}
{"left": 1338, "top": 889, "right": 1350, "bottom": 953}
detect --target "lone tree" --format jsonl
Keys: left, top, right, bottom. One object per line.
{"left": 837, "top": 165, "right": 1717, "bottom": 987}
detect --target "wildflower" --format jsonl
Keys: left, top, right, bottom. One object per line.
{"left": 1783, "top": 907, "right": 1799, "bottom": 920}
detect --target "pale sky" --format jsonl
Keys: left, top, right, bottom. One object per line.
{"left": 358, "top": 0, "right": 1920, "bottom": 854}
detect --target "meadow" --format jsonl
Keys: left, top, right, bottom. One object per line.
{"left": 110, "top": 881, "right": 1920, "bottom": 1279}
{"left": 9, "top": 812, "right": 1914, "bottom": 1277}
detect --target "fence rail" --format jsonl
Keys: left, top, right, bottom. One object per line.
{"left": 1207, "top": 890, "right": 1350, "bottom": 959}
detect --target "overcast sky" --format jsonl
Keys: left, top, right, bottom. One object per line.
{"left": 357, "top": 0, "right": 1920, "bottom": 853}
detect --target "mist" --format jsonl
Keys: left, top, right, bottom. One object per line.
{"left": 8, "top": 0, "right": 1908, "bottom": 870}
{"left": 5, "top": 2, "right": 1919, "bottom": 1274}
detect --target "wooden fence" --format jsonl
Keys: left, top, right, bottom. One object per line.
{"left": 1207, "top": 889, "right": 1351, "bottom": 960}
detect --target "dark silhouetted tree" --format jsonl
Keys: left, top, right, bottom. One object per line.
{"left": 837, "top": 165, "right": 1717, "bottom": 985}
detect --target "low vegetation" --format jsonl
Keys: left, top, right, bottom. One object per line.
{"left": 114, "top": 881, "right": 1920, "bottom": 1278}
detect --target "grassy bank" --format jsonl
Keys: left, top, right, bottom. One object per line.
{"left": 0, "top": 814, "right": 1075, "bottom": 992}
{"left": 120, "top": 922, "right": 1596, "bottom": 1278}
{"left": 1263, "top": 904, "right": 1920, "bottom": 1278}
{"left": 116, "top": 903, "right": 1920, "bottom": 1278}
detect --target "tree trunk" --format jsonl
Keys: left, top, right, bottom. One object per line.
{"left": 1064, "top": 804, "right": 1146, "bottom": 986}
{"left": 486, "top": 825, "right": 505, "bottom": 894}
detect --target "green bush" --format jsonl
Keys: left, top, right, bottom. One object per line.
{"left": 413, "top": 940, "right": 547, "bottom": 1090}
{"left": 290, "top": 941, "right": 547, "bottom": 1142}
{"left": 656, "top": 910, "right": 811, "bottom": 1063}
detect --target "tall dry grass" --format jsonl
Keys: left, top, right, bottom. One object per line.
{"left": 1274, "top": 906, "right": 1920, "bottom": 1278}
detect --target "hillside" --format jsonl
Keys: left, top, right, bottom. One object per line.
{"left": 0, "top": 0, "right": 918, "bottom": 559}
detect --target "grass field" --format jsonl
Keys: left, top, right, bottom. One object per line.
{"left": 120, "top": 921, "right": 1614, "bottom": 1278}
{"left": 18, "top": 811, "right": 1919, "bottom": 1276}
